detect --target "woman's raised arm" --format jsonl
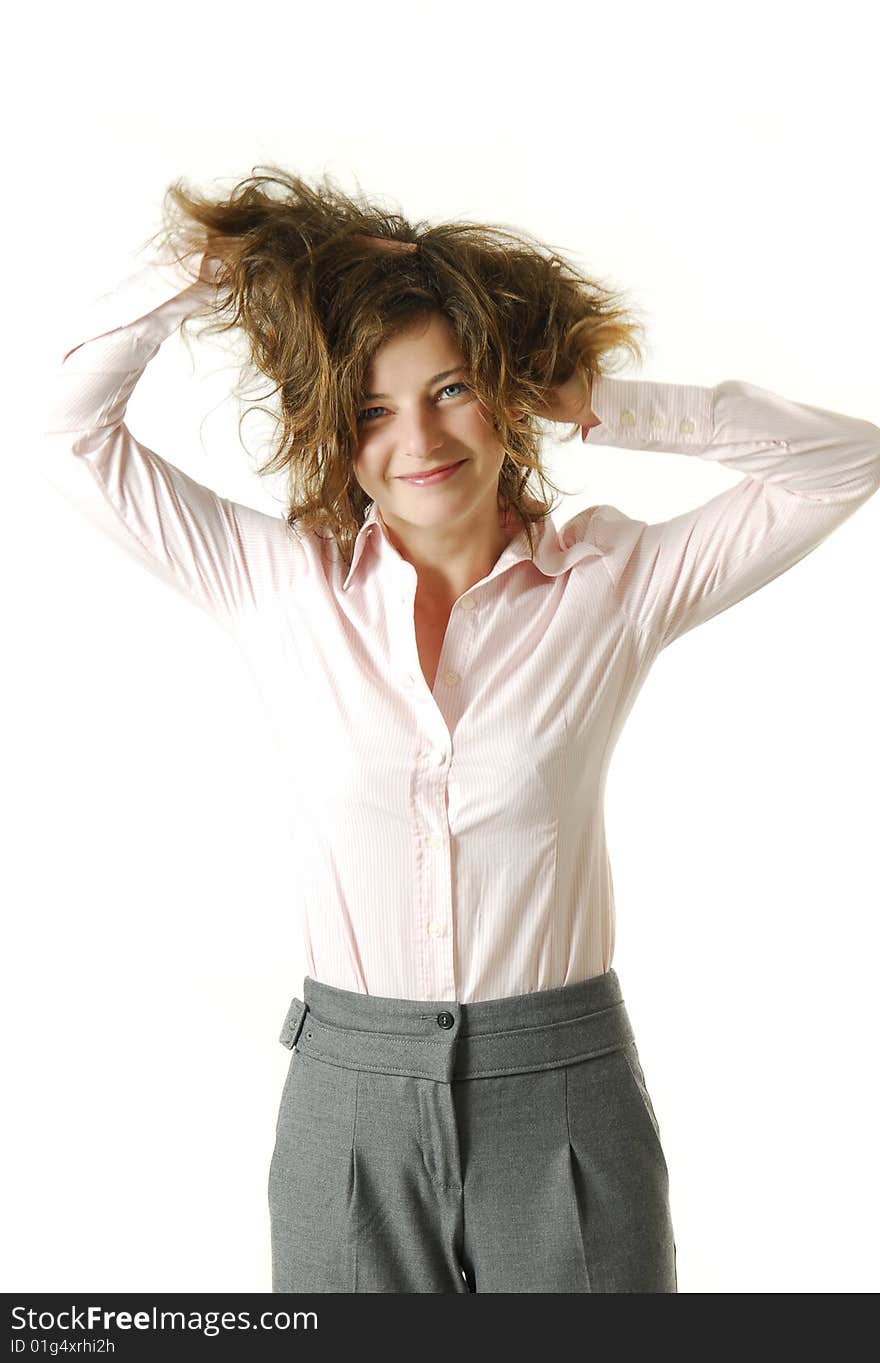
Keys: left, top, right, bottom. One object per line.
{"left": 40, "top": 241, "right": 305, "bottom": 632}
{"left": 581, "top": 373, "right": 880, "bottom": 654}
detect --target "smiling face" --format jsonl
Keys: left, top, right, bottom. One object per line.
{"left": 352, "top": 311, "right": 509, "bottom": 545}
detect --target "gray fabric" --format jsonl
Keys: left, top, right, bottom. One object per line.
{"left": 268, "top": 968, "right": 677, "bottom": 1292}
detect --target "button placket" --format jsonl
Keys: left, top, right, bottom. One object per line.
{"left": 407, "top": 589, "right": 476, "bottom": 1000}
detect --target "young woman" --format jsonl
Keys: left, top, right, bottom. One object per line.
{"left": 42, "top": 165, "right": 880, "bottom": 1293}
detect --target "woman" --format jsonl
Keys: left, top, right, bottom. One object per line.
{"left": 42, "top": 165, "right": 880, "bottom": 1293}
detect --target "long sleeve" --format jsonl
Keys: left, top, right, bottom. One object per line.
{"left": 40, "top": 244, "right": 303, "bottom": 631}
{"left": 586, "top": 374, "right": 880, "bottom": 652}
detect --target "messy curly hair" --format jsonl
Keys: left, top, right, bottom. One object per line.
{"left": 144, "top": 164, "right": 646, "bottom": 568}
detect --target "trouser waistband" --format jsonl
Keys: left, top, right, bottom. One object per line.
{"left": 277, "top": 969, "right": 635, "bottom": 1083}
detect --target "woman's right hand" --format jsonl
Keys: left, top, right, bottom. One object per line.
{"left": 197, "top": 232, "right": 241, "bottom": 284}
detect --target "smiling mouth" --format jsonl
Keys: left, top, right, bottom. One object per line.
{"left": 397, "top": 460, "right": 465, "bottom": 481}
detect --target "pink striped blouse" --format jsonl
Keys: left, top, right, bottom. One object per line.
{"left": 42, "top": 244, "right": 880, "bottom": 1003}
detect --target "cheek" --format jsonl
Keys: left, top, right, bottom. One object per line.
{"left": 470, "top": 414, "right": 507, "bottom": 467}
{"left": 469, "top": 400, "right": 496, "bottom": 432}
{"left": 460, "top": 405, "right": 502, "bottom": 448}
{"left": 351, "top": 448, "right": 389, "bottom": 491}
{"left": 352, "top": 443, "right": 374, "bottom": 474}
{"left": 350, "top": 455, "right": 371, "bottom": 492}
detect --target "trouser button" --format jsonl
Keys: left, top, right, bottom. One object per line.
{"left": 436, "top": 1011, "right": 455, "bottom": 1029}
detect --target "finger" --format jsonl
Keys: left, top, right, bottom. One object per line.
{"left": 352, "top": 234, "right": 418, "bottom": 253}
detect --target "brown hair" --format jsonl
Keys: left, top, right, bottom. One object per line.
{"left": 144, "top": 164, "right": 646, "bottom": 567}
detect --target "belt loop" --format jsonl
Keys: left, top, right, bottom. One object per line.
{"left": 279, "top": 998, "right": 309, "bottom": 1050}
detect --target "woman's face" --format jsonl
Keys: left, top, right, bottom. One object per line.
{"left": 352, "top": 312, "right": 507, "bottom": 533}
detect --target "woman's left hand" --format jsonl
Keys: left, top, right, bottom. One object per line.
{"left": 534, "top": 369, "right": 601, "bottom": 441}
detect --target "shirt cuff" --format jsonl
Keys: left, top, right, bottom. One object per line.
{"left": 589, "top": 375, "right": 715, "bottom": 453}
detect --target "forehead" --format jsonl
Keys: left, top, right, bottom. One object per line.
{"left": 367, "top": 312, "right": 462, "bottom": 374}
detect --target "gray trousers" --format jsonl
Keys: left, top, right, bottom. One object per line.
{"left": 268, "top": 967, "right": 677, "bottom": 1293}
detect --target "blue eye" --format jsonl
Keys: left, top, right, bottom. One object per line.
{"left": 357, "top": 381, "right": 469, "bottom": 423}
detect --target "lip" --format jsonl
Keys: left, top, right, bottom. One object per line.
{"left": 396, "top": 459, "right": 466, "bottom": 485}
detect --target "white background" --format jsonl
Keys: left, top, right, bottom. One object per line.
{"left": 5, "top": 0, "right": 877, "bottom": 1294}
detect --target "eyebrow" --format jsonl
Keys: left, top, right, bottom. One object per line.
{"left": 362, "top": 367, "right": 465, "bottom": 401}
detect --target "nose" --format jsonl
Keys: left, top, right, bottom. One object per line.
{"left": 394, "top": 409, "right": 447, "bottom": 462}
